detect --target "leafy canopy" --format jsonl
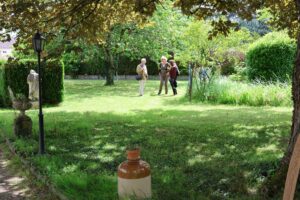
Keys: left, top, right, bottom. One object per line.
{"left": 0, "top": 0, "right": 160, "bottom": 43}
{"left": 177, "top": 20, "right": 255, "bottom": 66}
{"left": 174, "top": 0, "right": 299, "bottom": 38}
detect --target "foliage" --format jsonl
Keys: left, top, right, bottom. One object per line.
{"left": 42, "top": 60, "right": 64, "bottom": 104}
{"left": 246, "top": 32, "right": 296, "bottom": 81}
{"left": 220, "top": 58, "right": 236, "bottom": 76}
{"left": 92, "top": 0, "right": 189, "bottom": 83}
{"left": 120, "top": 1, "right": 189, "bottom": 62}
{"left": 0, "top": 1, "right": 159, "bottom": 43}
{"left": 238, "top": 19, "right": 270, "bottom": 36}
{"left": 177, "top": 20, "right": 255, "bottom": 68}
{"left": 0, "top": 0, "right": 161, "bottom": 86}
{"left": 228, "top": 64, "right": 248, "bottom": 82}
{"left": 117, "top": 56, "right": 159, "bottom": 76}
{"left": 0, "top": 80, "right": 292, "bottom": 199}
{"left": 219, "top": 51, "right": 246, "bottom": 76}
{"left": 175, "top": 0, "right": 299, "bottom": 38}
{"left": 0, "top": 59, "right": 64, "bottom": 107}
{"left": 0, "top": 60, "right": 6, "bottom": 66}
{"left": 193, "top": 77, "right": 291, "bottom": 106}
{"left": 61, "top": 41, "right": 105, "bottom": 77}
{"left": 61, "top": 51, "right": 82, "bottom": 78}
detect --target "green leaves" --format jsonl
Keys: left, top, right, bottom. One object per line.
{"left": 0, "top": 0, "right": 160, "bottom": 44}
{"left": 246, "top": 31, "right": 296, "bottom": 81}
{"left": 175, "top": 0, "right": 299, "bottom": 38}
{"left": 177, "top": 20, "right": 255, "bottom": 67}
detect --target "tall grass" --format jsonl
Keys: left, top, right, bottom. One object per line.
{"left": 193, "top": 77, "right": 292, "bottom": 107}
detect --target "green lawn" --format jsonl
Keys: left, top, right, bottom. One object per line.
{"left": 0, "top": 80, "right": 293, "bottom": 199}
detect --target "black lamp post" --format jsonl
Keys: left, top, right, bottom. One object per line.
{"left": 33, "top": 31, "right": 45, "bottom": 155}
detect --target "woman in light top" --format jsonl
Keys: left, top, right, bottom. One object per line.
{"left": 158, "top": 56, "right": 171, "bottom": 95}
{"left": 136, "top": 58, "right": 148, "bottom": 96}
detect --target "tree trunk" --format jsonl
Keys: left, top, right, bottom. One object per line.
{"left": 104, "top": 46, "right": 115, "bottom": 86}
{"left": 261, "top": 13, "right": 300, "bottom": 197}
{"left": 284, "top": 31, "right": 300, "bottom": 169}
{"left": 278, "top": 0, "right": 300, "bottom": 192}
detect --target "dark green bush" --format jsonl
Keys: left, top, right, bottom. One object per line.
{"left": 62, "top": 50, "right": 188, "bottom": 77}
{"left": 0, "top": 59, "right": 64, "bottom": 107}
{"left": 61, "top": 51, "right": 82, "bottom": 78}
{"left": 220, "top": 58, "right": 236, "bottom": 76}
{"left": 220, "top": 51, "right": 245, "bottom": 76}
{"left": 117, "top": 56, "right": 159, "bottom": 75}
{"left": 246, "top": 32, "right": 296, "bottom": 81}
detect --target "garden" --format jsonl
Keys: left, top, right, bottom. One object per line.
{"left": 0, "top": 80, "right": 292, "bottom": 199}
{"left": 0, "top": 0, "right": 300, "bottom": 199}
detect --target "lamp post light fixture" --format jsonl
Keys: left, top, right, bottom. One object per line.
{"left": 33, "top": 30, "right": 45, "bottom": 155}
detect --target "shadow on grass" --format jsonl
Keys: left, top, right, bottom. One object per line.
{"left": 2, "top": 107, "right": 292, "bottom": 200}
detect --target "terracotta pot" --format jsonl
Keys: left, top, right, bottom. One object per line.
{"left": 118, "top": 149, "right": 151, "bottom": 199}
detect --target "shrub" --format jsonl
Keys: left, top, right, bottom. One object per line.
{"left": 246, "top": 32, "right": 296, "bottom": 82}
{"left": 220, "top": 58, "right": 236, "bottom": 76}
{"left": 62, "top": 51, "right": 82, "bottom": 78}
{"left": 220, "top": 51, "right": 245, "bottom": 76}
{"left": 117, "top": 56, "right": 160, "bottom": 75}
{"left": 0, "top": 59, "right": 64, "bottom": 107}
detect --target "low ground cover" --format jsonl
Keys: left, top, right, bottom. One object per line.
{"left": 0, "top": 80, "right": 292, "bottom": 199}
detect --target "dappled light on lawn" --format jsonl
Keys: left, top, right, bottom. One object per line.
{"left": 0, "top": 80, "right": 292, "bottom": 199}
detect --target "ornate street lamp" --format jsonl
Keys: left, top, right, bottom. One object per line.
{"left": 33, "top": 30, "right": 45, "bottom": 154}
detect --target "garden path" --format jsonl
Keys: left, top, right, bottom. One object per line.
{"left": 0, "top": 149, "right": 28, "bottom": 200}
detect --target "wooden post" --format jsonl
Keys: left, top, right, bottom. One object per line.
{"left": 283, "top": 135, "right": 300, "bottom": 200}
{"left": 188, "top": 63, "right": 193, "bottom": 102}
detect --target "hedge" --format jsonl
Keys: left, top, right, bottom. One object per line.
{"left": 62, "top": 54, "right": 187, "bottom": 77}
{"left": 246, "top": 32, "right": 296, "bottom": 82}
{"left": 0, "top": 59, "right": 64, "bottom": 107}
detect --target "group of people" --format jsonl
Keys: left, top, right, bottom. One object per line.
{"left": 136, "top": 56, "right": 179, "bottom": 96}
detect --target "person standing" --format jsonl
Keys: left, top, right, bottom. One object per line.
{"left": 158, "top": 56, "right": 171, "bottom": 95}
{"left": 169, "top": 60, "right": 179, "bottom": 95}
{"left": 136, "top": 58, "right": 148, "bottom": 96}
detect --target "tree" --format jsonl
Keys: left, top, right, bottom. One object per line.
{"left": 177, "top": 20, "right": 254, "bottom": 67}
{"left": 175, "top": 0, "right": 300, "bottom": 197}
{"left": 99, "top": 0, "right": 189, "bottom": 80}
{"left": 0, "top": 0, "right": 160, "bottom": 85}
{"left": 117, "top": 0, "right": 189, "bottom": 63}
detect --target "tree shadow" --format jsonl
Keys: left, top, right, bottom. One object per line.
{"left": 4, "top": 106, "right": 292, "bottom": 200}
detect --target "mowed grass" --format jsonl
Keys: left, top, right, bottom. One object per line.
{"left": 0, "top": 80, "right": 293, "bottom": 199}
